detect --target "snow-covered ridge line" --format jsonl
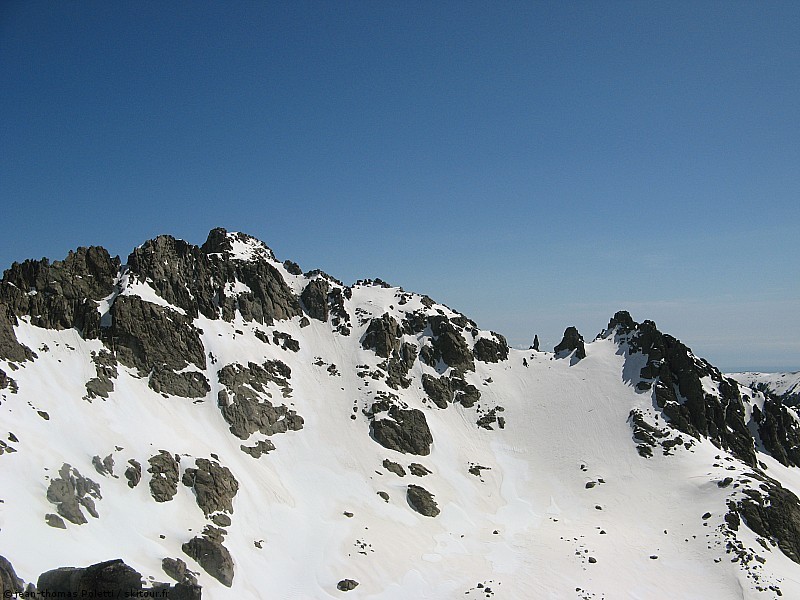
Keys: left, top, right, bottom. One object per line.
{"left": 1, "top": 228, "right": 800, "bottom": 599}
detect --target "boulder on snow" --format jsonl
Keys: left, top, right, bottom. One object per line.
{"left": 407, "top": 484, "right": 440, "bottom": 517}
{"left": 370, "top": 407, "right": 433, "bottom": 456}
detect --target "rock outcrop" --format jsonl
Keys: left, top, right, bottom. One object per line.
{"left": 182, "top": 530, "right": 234, "bottom": 587}
{"left": 0, "top": 555, "right": 23, "bottom": 596}
{"left": 148, "top": 451, "right": 181, "bottom": 503}
{"left": 300, "top": 278, "right": 330, "bottom": 321}
{"left": 217, "top": 361, "right": 303, "bottom": 439}
{"left": 37, "top": 559, "right": 143, "bottom": 594}
{"left": 473, "top": 333, "right": 509, "bottom": 363}
{"left": 46, "top": 463, "right": 102, "bottom": 525}
{"left": 370, "top": 406, "right": 433, "bottom": 455}
{"left": 0, "top": 246, "right": 119, "bottom": 341}
{"left": 554, "top": 326, "right": 586, "bottom": 360}
{"left": 606, "top": 311, "right": 756, "bottom": 467}
{"left": 181, "top": 458, "right": 239, "bottom": 516}
{"left": 110, "top": 295, "right": 209, "bottom": 398}
{"left": 406, "top": 484, "right": 440, "bottom": 517}
{"left": 422, "top": 374, "right": 480, "bottom": 409}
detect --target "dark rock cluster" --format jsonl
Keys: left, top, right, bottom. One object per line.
{"left": 182, "top": 458, "right": 239, "bottom": 516}
{"left": 148, "top": 450, "right": 181, "bottom": 503}
{"left": 182, "top": 527, "right": 234, "bottom": 587}
{"left": 370, "top": 405, "right": 433, "bottom": 455}
{"left": 217, "top": 360, "right": 303, "bottom": 440}
{"left": 111, "top": 295, "right": 210, "bottom": 398}
{"left": 46, "top": 463, "right": 102, "bottom": 525}
{"left": 406, "top": 484, "right": 440, "bottom": 517}
{"left": 422, "top": 373, "right": 480, "bottom": 409}
{"left": 0, "top": 246, "right": 119, "bottom": 344}
{"left": 607, "top": 311, "right": 756, "bottom": 467}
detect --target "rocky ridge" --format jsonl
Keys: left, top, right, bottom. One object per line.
{"left": 1, "top": 229, "right": 799, "bottom": 599}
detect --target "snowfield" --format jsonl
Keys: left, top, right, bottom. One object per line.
{"left": 1, "top": 230, "right": 799, "bottom": 599}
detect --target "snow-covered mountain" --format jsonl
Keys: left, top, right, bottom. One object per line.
{"left": 2, "top": 229, "right": 800, "bottom": 599}
{"left": 729, "top": 372, "right": 800, "bottom": 408}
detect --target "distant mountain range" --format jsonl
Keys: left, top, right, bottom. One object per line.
{"left": 1, "top": 228, "right": 799, "bottom": 599}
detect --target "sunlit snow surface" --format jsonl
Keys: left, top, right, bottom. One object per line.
{"left": 2, "top": 255, "right": 800, "bottom": 599}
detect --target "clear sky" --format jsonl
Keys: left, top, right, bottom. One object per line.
{"left": 1, "top": 1, "right": 798, "bottom": 372}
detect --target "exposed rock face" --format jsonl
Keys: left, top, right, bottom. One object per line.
{"left": 46, "top": 463, "right": 102, "bottom": 525}
{"left": 162, "top": 557, "right": 198, "bottom": 586}
{"left": 181, "top": 458, "right": 239, "bottom": 516}
{"left": 406, "top": 484, "right": 440, "bottom": 517}
{"left": 148, "top": 451, "right": 181, "bottom": 503}
{"left": 361, "top": 314, "right": 401, "bottom": 358}
{"left": 0, "top": 308, "right": 34, "bottom": 362}
{"left": 0, "top": 246, "right": 119, "bottom": 341}
{"left": 473, "top": 334, "right": 509, "bottom": 363}
{"left": 422, "top": 374, "right": 480, "bottom": 409}
{"left": 429, "top": 316, "right": 474, "bottom": 373}
{"left": 752, "top": 399, "right": 800, "bottom": 467}
{"left": 150, "top": 365, "right": 211, "bottom": 399}
{"left": 240, "top": 439, "right": 275, "bottom": 458}
{"left": 382, "top": 459, "right": 406, "bottom": 477}
{"left": 217, "top": 361, "right": 303, "bottom": 439}
{"left": 370, "top": 407, "right": 433, "bottom": 455}
{"left": 606, "top": 311, "right": 756, "bottom": 467}
{"left": 733, "top": 477, "right": 800, "bottom": 565}
{"left": 92, "top": 454, "right": 115, "bottom": 477}
{"left": 409, "top": 463, "right": 431, "bottom": 477}
{"left": 0, "top": 555, "right": 24, "bottom": 595}
{"left": 110, "top": 295, "right": 208, "bottom": 397}
{"left": 125, "top": 459, "right": 142, "bottom": 488}
{"left": 127, "top": 229, "right": 302, "bottom": 326}
{"left": 554, "top": 326, "right": 586, "bottom": 360}
{"left": 380, "top": 342, "right": 418, "bottom": 390}
{"left": 84, "top": 350, "right": 118, "bottom": 400}
{"left": 300, "top": 278, "right": 330, "bottom": 321}
{"left": 37, "top": 559, "right": 142, "bottom": 594}
{"left": 182, "top": 533, "right": 234, "bottom": 587}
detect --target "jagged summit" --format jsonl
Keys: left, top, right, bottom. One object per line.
{"left": 1, "top": 230, "right": 800, "bottom": 599}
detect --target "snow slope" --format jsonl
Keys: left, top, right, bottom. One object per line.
{"left": 1, "top": 230, "right": 799, "bottom": 599}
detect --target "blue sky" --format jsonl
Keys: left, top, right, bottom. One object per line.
{"left": 1, "top": 1, "right": 798, "bottom": 372}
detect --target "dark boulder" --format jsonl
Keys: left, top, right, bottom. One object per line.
{"left": 382, "top": 459, "right": 406, "bottom": 477}
{"left": 422, "top": 374, "right": 480, "bottom": 409}
{"left": 148, "top": 451, "right": 181, "bottom": 503}
{"left": 37, "top": 559, "right": 142, "bottom": 595}
{"left": 337, "top": 579, "right": 359, "bottom": 591}
{"left": 125, "top": 459, "right": 142, "bottom": 488}
{"left": 554, "top": 327, "right": 586, "bottom": 360}
{"left": 182, "top": 535, "right": 234, "bottom": 587}
{"left": 406, "top": 484, "right": 440, "bottom": 517}
{"left": 473, "top": 334, "right": 509, "bottom": 363}
{"left": 182, "top": 458, "right": 239, "bottom": 516}
{"left": 150, "top": 366, "right": 210, "bottom": 399}
{"left": 162, "top": 557, "right": 198, "bottom": 586}
{"left": 371, "top": 407, "right": 433, "bottom": 455}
